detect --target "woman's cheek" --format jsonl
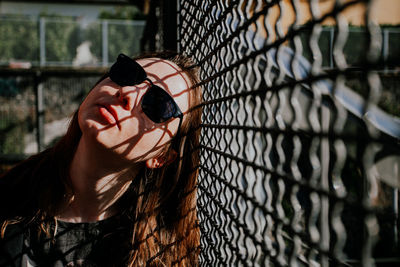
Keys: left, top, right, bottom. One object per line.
{"left": 134, "top": 131, "right": 171, "bottom": 159}
{"left": 120, "top": 116, "right": 140, "bottom": 139}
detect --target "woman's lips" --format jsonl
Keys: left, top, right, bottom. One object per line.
{"left": 98, "top": 104, "right": 120, "bottom": 128}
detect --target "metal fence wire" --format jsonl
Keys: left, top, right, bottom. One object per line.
{"left": 177, "top": 0, "right": 400, "bottom": 266}
{"left": 0, "top": 16, "right": 145, "bottom": 67}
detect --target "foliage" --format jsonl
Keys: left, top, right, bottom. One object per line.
{"left": 45, "top": 19, "right": 81, "bottom": 63}
{"left": 107, "top": 23, "right": 144, "bottom": 60}
{"left": 0, "top": 17, "right": 39, "bottom": 63}
{"left": 0, "top": 12, "right": 145, "bottom": 66}
{"left": 0, "top": 118, "right": 28, "bottom": 154}
{"left": 98, "top": 5, "right": 145, "bottom": 20}
{"left": 0, "top": 80, "right": 34, "bottom": 155}
{"left": 0, "top": 15, "right": 80, "bottom": 65}
{"left": 85, "top": 23, "right": 102, "bottom": 61}
{"left": 89, "top": 5, "right": 146, "bottom": 60}
{"left": 85, "top": 20, "right": 145, "bottom": 63}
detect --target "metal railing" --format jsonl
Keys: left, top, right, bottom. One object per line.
{"left": 0, "top": 16, "right": 145, "bottom": 67}
{"left": 0, "top": 67, "right": 105, "bottom": 167}
{"left": 299, "top": 27, "right": 400, "bottom": 70}
{"left": 178, "top": 0, "right": 400, "bottom": 266}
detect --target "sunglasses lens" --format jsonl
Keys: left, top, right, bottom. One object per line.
{"left": 141, "top": 86, "right": 178, "bottom": 123}
{"left": 110, "top": 54, "right": 182, "bottom": 125}
{"left": 110, "top": 54, "right": 147, "bottom": 86}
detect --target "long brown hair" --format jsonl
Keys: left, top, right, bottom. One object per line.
{"left": 0, "top": 52, "right": 202, "bottom": 266}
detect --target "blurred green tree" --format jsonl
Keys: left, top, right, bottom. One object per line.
{"left": 0, "top": 16, "right": 39, "bottom": 63}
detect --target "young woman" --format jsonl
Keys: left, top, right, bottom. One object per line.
{"left": 0, "top": 52, "right": 202, "bottom": 266}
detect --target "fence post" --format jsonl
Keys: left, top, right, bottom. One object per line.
{"left": 382, "top": 29, "right": 389, "bottom": 72}
{"left": 394, "top": 162, "right": 399, "bottom": 247}
{"left": 39, "top": 17, "right": 46, "bottom": 66}
{"left": 329, "top": 27, "right": 334, "bottom": 68}
{"left": 321, "top": 105, "right": 330, "bottom": 266}
{"left": 161, "top": 0, "right": 177, "bottom": 51}
{"left": 34, "top": 71, "right": 44, "bottom": 152}
{"left": 102, "top": 20, "right": 109, "bottom": 67}
{"left": 176, "top": 0, "right": 180, "bottom": 52}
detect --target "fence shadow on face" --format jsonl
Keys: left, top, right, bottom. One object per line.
{"left": 88, "top": 59, "right": 197, "bottom": 164}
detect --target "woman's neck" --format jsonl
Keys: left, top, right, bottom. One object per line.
{"left": 57, "top": 136, "right": 140, "bottom": 223}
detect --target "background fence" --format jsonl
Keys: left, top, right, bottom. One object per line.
{"left": 0, "top": 16, "right": 145, "bottom": 67}
{"left": 0, "top": 68, "right": 104, "bottom": 170}
{"left": 178, "top": 0, "right": 400, "bottom": 266}
{"left": 298, "top": 27, "right": 400, "bottom": 70}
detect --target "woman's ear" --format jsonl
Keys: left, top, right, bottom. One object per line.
{"left": 145, "top": 149, "right": 178, "bottom": 169}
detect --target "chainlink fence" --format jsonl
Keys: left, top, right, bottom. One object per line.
{"left": 178, "top": 0, "right": 400, "bottom": 266}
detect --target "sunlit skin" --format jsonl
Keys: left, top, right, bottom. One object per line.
{"left": 56, "top": 58, "right": 192, "bottom": 223}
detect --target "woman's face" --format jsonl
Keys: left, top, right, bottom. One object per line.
{"left": 78, "top": 58, "right": 192, "bottom": 165}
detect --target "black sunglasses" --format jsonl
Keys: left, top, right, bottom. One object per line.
{"left": 109, "top": 54, "right": 183, "bottom": 144}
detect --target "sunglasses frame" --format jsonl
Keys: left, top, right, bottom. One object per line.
{"left": 109, "top": 54, "right": 183, "bottom": 152}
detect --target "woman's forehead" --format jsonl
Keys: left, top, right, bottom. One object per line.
{"left": 137, "top": 57, "right": 180, "bottom": 73}
{"left": 137, "top": 58, "right": 190, "bottom": 92}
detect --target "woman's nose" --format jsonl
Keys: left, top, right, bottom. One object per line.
{"left": 116, "top": 86, "right": 134, "bottom": 111}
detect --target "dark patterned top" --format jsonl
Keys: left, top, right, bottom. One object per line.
{"left": 0, "top": 214, "right": 132, "bottom": 267}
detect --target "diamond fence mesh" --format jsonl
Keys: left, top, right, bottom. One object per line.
{"left": 178, "top": 0, "right": 400, "bottom": 266}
